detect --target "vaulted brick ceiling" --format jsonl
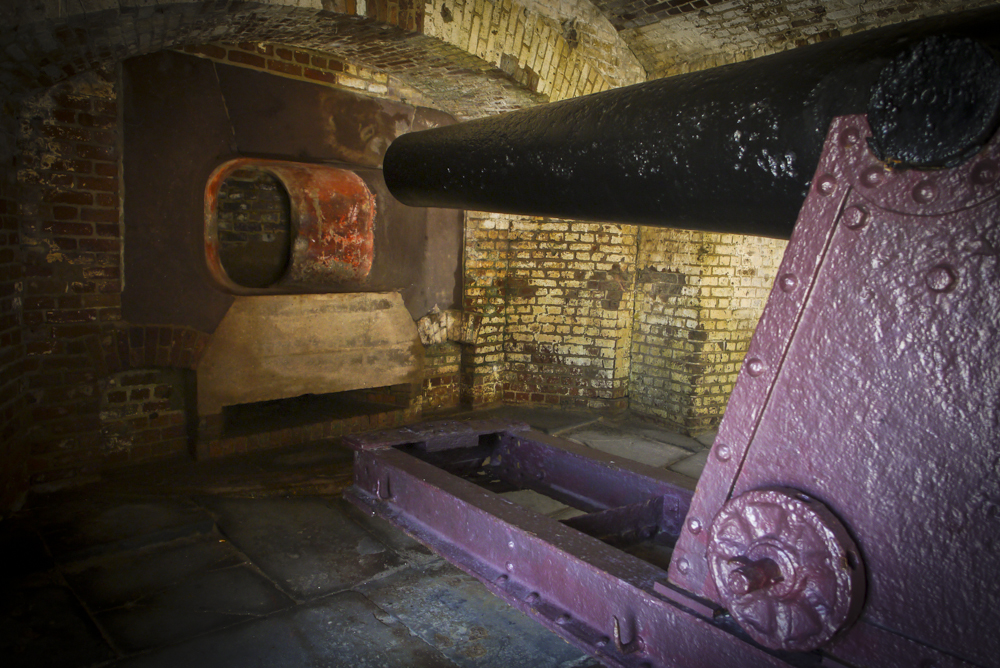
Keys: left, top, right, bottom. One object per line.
{"left": 581, "top": 0, "right": 1000, "bottom": 77}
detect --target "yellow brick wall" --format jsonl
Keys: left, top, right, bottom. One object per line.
{"left": 630, "top": 228, "right": 787, "bottom": 434}
{"left": 422, "top": 0, "right": 646, "bottom": 101}
{"left": 462, "top": 212, "right": 510, "bottom": 407}
{"left": 504, "top": 218, "right": 636, "bottom": 409}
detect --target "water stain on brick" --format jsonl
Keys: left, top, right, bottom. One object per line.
{"left": 639, "top": 267, "right": 685, "bottom": 302}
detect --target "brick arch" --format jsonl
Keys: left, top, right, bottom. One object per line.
{"left": 95, "top": 324, "right": 211, "bottom": 376}
{"left": 423, "top": 0, "right": 646, "bottom": 100}
{"left": 0, "top": 1, "right": 546, "bottom": 118}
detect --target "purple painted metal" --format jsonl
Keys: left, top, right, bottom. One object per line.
{"left": 346, "top": 117, "right": 1000, "bottom": 666}
{"left": 670, "top": 115, "right": 1000, "bottom": 668}
{"left": 706, "top": 488, "right": 865, "bottom": 652}
{"left": 344, "top": 421, "right": 797, "bottom": 668}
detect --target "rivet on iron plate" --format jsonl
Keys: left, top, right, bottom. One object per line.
{"left": 506, "top": 561, "right": 514, "bottom": 572}
{"left": 688, "top": 517, "right": 703, "bottom": 534}
{"left": 715, "top": 444, "right": 732, "bottom": 462}
{"left": 839, "top": 128, "right": 861, "bottom": 147}
{"left": 912, "top": 180, "right": 939, "bottom": 203}
{"left": 746, "top": 358, "right": 765, "bottom": 377}
{"left": 926, "top": 264, "right": 957, "bottom": 293}
{"left": 677, "top": 558, "right": 690, "bottom": 574}
{"left": 972, "top": 159, "right": 999, "bottom": 186}
{"left": 843, "top": 205, "right": 869, "bottom": 230}
{"left": 817, "top": 174, "right": 837, "bottom": 196}
{"left": 778, "top": 273, "right": 798, "bottom": 292}
{"left": 861, "top": 166, "right": 885, "bottom": 188}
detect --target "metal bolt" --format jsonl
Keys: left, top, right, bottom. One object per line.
{"left": 746, "top": 358, "right": 765, "bottom": 377}
{"left": 839, "top": 128, "right": 861, "bottom": 147}
{"left": 817, "top": 174, "right": 837, "bottom": 196}
{"left": 926, "top": 264, "right": 957, "bottom": 293}
{"left": 912, "top": 180, "right": 938, "bottom": 203}
{"left": 861, "top": 166, "right": 885, "bottom": 188}
{"left": 971, "top": 159, "right": 999, "bottom": 186}
{"left": 677, "top": 558, "right": 690, "bottom": 574}
{"left": 778, "top": 273, "right": 797, "bottom": 293}
{"left": 843, "top": 205, "right": 869, "bottom": 230}
{"left": 688, "top": 517, "right": 703, "bottom": 534}
{"left": 715, "top": 444, "right": 731, "bottom": 462}
{"left": 727, "top": 556, "right": 783, "bottom": 596}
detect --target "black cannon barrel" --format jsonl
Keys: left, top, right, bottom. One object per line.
{"left": 384, "top": 8, "right": 1000, "bottom": 239}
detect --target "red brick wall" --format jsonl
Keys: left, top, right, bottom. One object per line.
{"left": 14, "top": 68, "right": 205, "bottom": 484}
{"left": 0, "top": 115, "right": 30, "bottom": 514}
{"left": 99, "top": 368, "right": 189, "bottom": 462}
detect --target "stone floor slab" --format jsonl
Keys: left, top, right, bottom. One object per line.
{"left": 357, "top": 560, "right": 601, "bottom": 668}
{"left": 695, "top": 430, "right": 718, "bottom": 447}
{"left": 113, "top": 590, "right": 456, "bottom": 668}
{"left": 566, "top": 426, "right": 692, "bottom": 468}
{"left": 62, "top": 534, "right": 259, "bottom": 611}
{"left": 600, "top": 416, "right": 705, "bottom": 452}
{"left": 471, "top": 406, "right": 602, "bottom": 434}
{"left": 95, "top": 564, "right": 295, "bottom": 652}
{"left": 30, "top": 495, "right": 215, "bottom": 561}
{"left": 669, "top": 450, "right": 710, "bottom": 480}
{"left": 498, "top": 489, "right": 586, "bottom": 520}
{"left": 336, "top": 497, "right": 439, "bottom": 566}
{"left": 200, "top": 496, "right": 403, "bottom": 599}
{"left": 0, "top": 584, "right": 114, "bottom": 668}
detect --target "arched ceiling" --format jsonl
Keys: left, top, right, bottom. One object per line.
{"left": 1, "top": 0, "right": 1000, "bottom": 120}
{"left": 581, "top": 0, "right": 1000, "bottom": 77}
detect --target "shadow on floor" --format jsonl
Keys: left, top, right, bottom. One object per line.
{"left": 1, "top": 408, "right": 711, "bottom": 668}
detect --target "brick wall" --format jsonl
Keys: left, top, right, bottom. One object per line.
{"left": 179, "top": 34, "right": 547, "bottom": 120}
{"left": 461, "top": 212, "right": 638, "bottom": 412}
{"left": 12, "top": 67, "right": 218, "bottom": 483}
{"left": 423, "top": 0, "right": 646, "bottom": 101}
{"left": 17, "top": 66, "right": 132, "bottom": 484}
{"left": 98, "top": 368, "right": 190, "bottom": 463}
{"left": 630, "top": 228, "right": 786, "bottom": 434}
{"left": 505, "top": 218, "right": 635, "bottom": 409}
{"left": 422, "top": 342, "right": 462, "bottom": 412}
{"left": 462, "top": 212, "right": 509, "bottom": 407}
{"left": 216, "top": 167, "right": 292, "bottom": 289}
{"left": 0, "top": 111, "right": 29, "bottom": 515}
{"left": 181, "top": 43, "right": 411, "bottom": 103}
{"left": 460, "top": 213, "right": 785, "bottom": 428}
{"left": 0, "top": 2, "right": 547, "bottom": 123}
{"left": 613, "top": 0, "right": 1000, "bottom": 78}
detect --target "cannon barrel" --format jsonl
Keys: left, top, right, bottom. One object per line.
{"left": 384, "top": 8, "right": 1000, "bottom": 239}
